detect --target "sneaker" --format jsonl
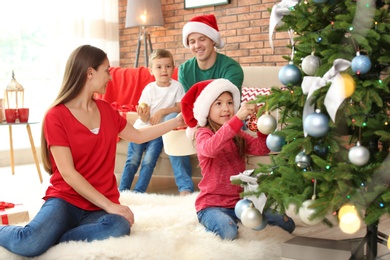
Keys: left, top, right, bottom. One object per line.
{"left": 264, "top": 210, "right": 296, "bottom": 234}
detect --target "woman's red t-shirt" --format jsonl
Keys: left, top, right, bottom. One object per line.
{"left": 43, "top": 99, "right": 127, "bottom": 211}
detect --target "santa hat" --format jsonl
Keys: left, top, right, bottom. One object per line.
{"left": 182, "top": 14, "right": 225, "bottom": 49}
{"left": 181, "top": 79, "right": 240, "bottom": 139}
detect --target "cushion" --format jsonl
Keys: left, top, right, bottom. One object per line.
{"left": 241, "top": 87, "right": 271, "bottom": 132}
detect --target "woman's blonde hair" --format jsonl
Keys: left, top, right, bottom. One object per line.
{"left": 40, "top": 45, "right": 107, "bottom": 174}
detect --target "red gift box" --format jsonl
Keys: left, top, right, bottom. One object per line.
{"left": 0, "top": 202, "right": 29, "bottom": 225}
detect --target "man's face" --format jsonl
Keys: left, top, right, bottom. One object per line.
{"left": 187, "top": 33, "right": 215, "bottom": 62}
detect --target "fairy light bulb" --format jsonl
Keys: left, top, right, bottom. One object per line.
{"left": 338, "top": 204, "right": 361, "bottom": 234}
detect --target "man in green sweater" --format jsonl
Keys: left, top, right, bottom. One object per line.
{"left": 170, "top": 14, "right": 244, "bottom": 195}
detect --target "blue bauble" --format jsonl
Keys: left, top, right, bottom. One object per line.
{"left": 314, "top": 144, "right": 328, "bottom": 158}
{"left": 351, "top": 55, "right": 371, "bottom": 74}
{"left": 252, "top": 214, "right": 268, "bottom": 231}
{"left": 303, "top": 111, "right": 329, "bottom": 138}
{"left": 278, "top": 63, "right": 302, "bottom": 86}
{"left": 235, "top": 199, "right": 252, "bottom": 219}
{"left": 266, "top": 133, "right": 286, "bottom": 152}
{"left": 313, "top": 0, "right": 328, "bottom": 3}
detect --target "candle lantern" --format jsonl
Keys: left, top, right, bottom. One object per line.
{"left": 4, "top": 71, "right": 24, "bottom": 109}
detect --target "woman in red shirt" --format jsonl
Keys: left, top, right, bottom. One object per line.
{"left": 0, "top": 45, "right": 184, "bottom": 257}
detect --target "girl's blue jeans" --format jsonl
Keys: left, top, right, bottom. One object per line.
{"left": 197, "top": 207, "right": 295, "bottom": 240}
{"left": 0, "top": 198, "right": 130, "bottom": 257}
{"left": 119, "top": 136, "right": 163, "bottom": 192}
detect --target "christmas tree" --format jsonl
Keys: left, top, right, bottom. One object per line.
{"left": 235, "top": 0, "right": 390, "bottom": 245}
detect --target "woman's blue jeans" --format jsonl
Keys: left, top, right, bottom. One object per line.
{"left": 164, "top": 113, "right": 194, "bottom": 193}
{"left": 0, "top": 198, "right": 130, "bottom": 257}
{"left": 119, "top": 136, "right": 163, "bottom": 192}
{"left": 197, "top": 207, "right": 295, "bottom": 240}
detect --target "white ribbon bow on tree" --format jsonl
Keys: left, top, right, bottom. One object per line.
{"left": 269, "top": 0, "right": 299, "bottom": 50}
{"left": 230, "top": 170, "right": 267, "bottom": 213}
{"left": 301, "top": 58, "right": 351, "bottom": 136}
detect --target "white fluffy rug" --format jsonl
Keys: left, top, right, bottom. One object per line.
{"left": 0, "top": 192, "right": 294, "bottom": 260}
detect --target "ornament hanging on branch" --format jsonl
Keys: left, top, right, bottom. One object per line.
{"left": 351, "top": 51, "right": 371, "bottom": 75}
{"left": 234, "top": 198, "right": 253, "bottom": 220}
{"left": 247, "top": 113, "right": 259, "bottom": 132}
{"left": 266, "top": 132, "right": 286, "bottom": 152}
{"left": 295, "top": 151, "right": 311, "bottom": 169}
{"left": 278, "top": 61, "right": 302, "bottom": 86}
{"left": 241, "top": 203, "right": 264, "bottom": 229}
{"left": 257, "top": 112, "right": 278, "bottom": 134}
{"left": 303, "top": 109, "right": 329, "bottom": 138}
{"left": 299, "top": 199, "right": 324, "bottom": 226}
{"left": 301, "top": 52, "right": 321, "bottom": 76}
{"left": 298, "top": 181, "right": 324, "bottom": 226}
{"left": 348, "top": 141, "right": 370, "bottom": 166}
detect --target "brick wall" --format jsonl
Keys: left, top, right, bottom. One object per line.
{"left": 118, "top": 0, "right": 291, "bottom": 68}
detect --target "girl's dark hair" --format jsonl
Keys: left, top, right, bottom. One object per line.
{"left": 40, "top": 45, "right": 108, "bottom": 174}
{"left": 205, "top": 91, "right": 247, "bottom": 158}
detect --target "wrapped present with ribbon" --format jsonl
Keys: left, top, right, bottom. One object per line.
{"left": 0, "top": 201, "right": 29, "bottom": 225}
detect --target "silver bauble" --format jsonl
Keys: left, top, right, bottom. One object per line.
{"left": 295, "top": 151, "right": 311, "bottom": 168}
{"left": 257, "top": 112, "right": 277, "bottom": 134}
{"left": 234, "top": 199, "right": 252, "bottom": 219}
{"left": 252, "top": 214, "right": 268, "bottom": 231}
{"left": 301, "top": 54, "right": 321, "bottom": 76}
{"left": 303, "top": 110, "right": 329, "bottom": 138}
{"left": 266, "top": 133, "right": 286, "bottom": 152}
{"left": 278, "top": 62, "right": 302, "bottom": 86}
{"left": 241, "top": 205, "right": 263, "bottom": 229}
{"left": 298, "top": 200, "right": 323, "bottom": 226}
{"left": 348, "top": 142, "right": 370, "bottom": 166}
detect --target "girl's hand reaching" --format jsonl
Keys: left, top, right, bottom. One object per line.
{"left": 236, "top": 103, "right": 257, "bottom": 121}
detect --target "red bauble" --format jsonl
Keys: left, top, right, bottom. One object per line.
{"left": 247, "top": 113, "right": 259, "bottom": 132}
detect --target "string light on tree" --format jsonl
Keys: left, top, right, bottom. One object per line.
{"left": 338, "top": 204, "right": 361, "bottom": 234}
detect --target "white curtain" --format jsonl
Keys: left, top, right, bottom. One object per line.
{"left": 0, "top": 0, "right": 119, "bottom": 154}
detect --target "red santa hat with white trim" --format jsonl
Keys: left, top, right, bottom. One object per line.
{"left": 181, "top": 78, "right": 240, "bottom": 139}
{"left": 182, "top": 14, "right": 225, "bottom": 49}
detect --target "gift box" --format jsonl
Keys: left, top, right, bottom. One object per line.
{"left": 0, "top": 202, "right": 30, "bottom": 225}
{"left": 281, "top": 236, "right": 362, "bottom": 260}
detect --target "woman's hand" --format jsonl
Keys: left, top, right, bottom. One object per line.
{"left": 106, "top": 203, "right": 135, "bottom": 225}
{"left": 236, "top": 103, "right": 257, "bottom": 121}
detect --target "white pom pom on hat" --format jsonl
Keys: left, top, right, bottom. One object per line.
{"left": 182, "top": 14, "right": 225, "bottom": 49}
{"left": 181, "top": 78, "right": 240, "bottom": 139}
